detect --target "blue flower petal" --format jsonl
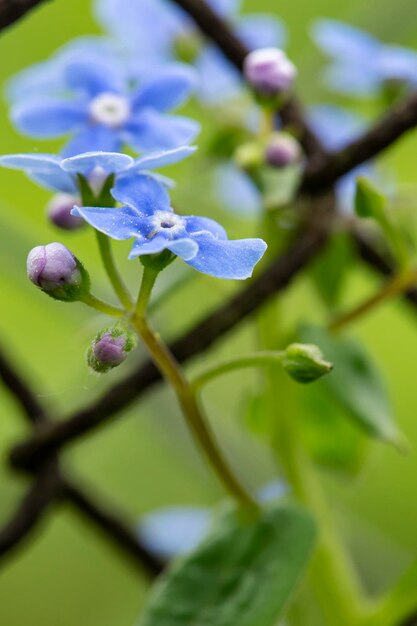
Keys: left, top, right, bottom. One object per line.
{"left": 132, "top": 64, "right": 197, "bottom": 113}
{"left": 11, "top": 98, "right": 87, "bottom": 138}
{"left": 186, "top": 234, "right": 267, "bottom": 279}
{"left": 184, "top": 215, "right": 227, "bottom": 240}
{"left": 61, "top": 151, "right": 134, "bottom": 176}
{"left": 128, "top": 234, "right": 175, "bottom": 258}
{"left": 138, "top": 506, "right": 211, "bottom": 559}
{"left": 378, "top": 45, "right": 417, "bottom": 83}
{"left": 64, "top": 58, "right": 125, "bottom": 96}
{"left": 168, "top": 238, "right": 199, "bottom": 260}
{"left": 125, "top": 110, "right": 200, "bottom": 152}
{"left": 215, "top": 163, "right": 262, "bottom": 216}
{"left": 61, "top": 125, "right": 122, "bottom": 158}
{"left": 195, "top": 46, "right": 242, "bottom": 103}
{"left": 257, "top": 480, "right": 288, "bottom": 503}
{"left": 308, "top": 105, "right": 367, "bottom": 151}
{"left": 112, "top": 174, "right": 171, "bottom": 213}
{"left": 323, "top": 62, "right": 380, "bottom": 96}
{"left": 238, "top": 14, "right": 287, "bottom": 50}
{"left": 0, "top": 153, "right": 77, "bottom": 193}
{"left": 131, "top": 146, "right": 197, "bottom": 172}
{"left": 94, "top": 0, "right": 184, "bottom": 60}
{"left": 311, "top": 19, "right": 378, "bottom": 59}
{"left": 208, "top": 0, "right": 240, "bottom": 18}
{"left": 72, "top": 205, "right": 143, "bottom": 239}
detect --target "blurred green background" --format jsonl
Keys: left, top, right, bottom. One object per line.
{"left": 1, "top": 0, "right": 417, "bottom": 624}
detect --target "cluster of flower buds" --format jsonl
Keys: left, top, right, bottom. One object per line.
{"left": 87, "top": 326, "right": 137, "bottom": 374}
{"left": 27, "top": 242, "right": 90, "bottom": 302}
{"left": 244, "top": 48, "right": 297, "bottom": 103}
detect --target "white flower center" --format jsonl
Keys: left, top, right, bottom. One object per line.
{"left": 89, "top": 93, "right": 131, "bottom": 128}
{"left": 151, "top": 211, "right": 185, "bottom": 237}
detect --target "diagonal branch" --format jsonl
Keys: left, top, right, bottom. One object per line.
{"left": 63, "top": 478, "right": 164, "bottom": 576}
{"left": 0, "top": 462, "right": 62, "bottom": 559}
{"left": 302, "top": 91, "right": 417, "bottom": 194}
{"left": 9, "top": 192, "right": 335, "bottom": 470}
{"left": 0, "top": 0, "right": 51, "bottom": 30}
{"left": 0, "top": 344, "right": 161, "bottom": 577}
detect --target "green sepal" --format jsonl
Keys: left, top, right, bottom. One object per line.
{"left": 140, "top": 249, "right": 176, "bottom": 272}
{"left": 87, "top": 324, "right": 137, "bottom": 374}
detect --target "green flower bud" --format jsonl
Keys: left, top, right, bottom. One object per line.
{"left": 282, "top": 343, "right": 333, "bottom": 384}
{"left": 87, "top": 326, "right": 137, "bottom": 374}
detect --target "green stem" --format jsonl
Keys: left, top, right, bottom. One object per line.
{"left": 273, "top": 391, "right": 366, "bottom": 625}
{"left": 81, "top": 293, "right": 126, "bottom": 318}
{"left": 95, "top": 231, "right": 133, "bottom": 310}
{"left": 365, "top": 560, "right": 417, "bottom": 626}
{"left": 131, "top": 267, "right": 259, "bottom": 514}
{"left": 328, "top": 266, "right": 417, "bottom": 333}
{"left": 192, "top": 351, "right": 285, "bottom": 391}
{"left": 257, "top": 287, "right": 366, "bottom": 624}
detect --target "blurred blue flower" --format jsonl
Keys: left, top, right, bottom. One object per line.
{"left": 0, "top": 146, "right": 196, "bottom": 195}
{"left": 311, "top": 19, "right": 417, "bottom": 96}
{"left": 94, "top": 0, "right": 287, "bottom": 103}
{"left": 308, "top": 105, "right": 377, "bottom": 211}
{"left": 137, "top": 480, "right": 287, "bottom": 559}
{"left": 72, "top": 175, "right": 267, "bottom": 279}
{"left": 10, "top": 56, "right": 199, "bottom": 156}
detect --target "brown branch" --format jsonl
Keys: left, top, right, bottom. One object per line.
{"left": 0, "top": 344, "right": 161, "bottom": 577}
{"left": 302, "top": 91, "right": 417, "bottom": 194}
{"left": 9, "top": 192, "right": 335, "bottom": 470}
{"left": 0, "top": 0, "right": 51, "bottom": 30}
{"left": 0, "top": 340, "right": 47, "bottom": 424}
{"left": 0, "top": 462, "right": 62, "bottom": 559}
{"left": 63, "top": 478, "right": 164, "bottom": 577}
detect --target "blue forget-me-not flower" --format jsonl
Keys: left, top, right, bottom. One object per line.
{"left": 10, "top": 55, "right": 199, "bottom": 157}
{"left": 72, "top": 175, "right": 267, "bottom": 279}
{"left": 311, "top": 19, "right": 417, "bottom": 96}
{"left": 94, "top": 0, "right": 287, "bottom": 103}
{"left": 0, "top": 146, "right": 196, "bottom": 195}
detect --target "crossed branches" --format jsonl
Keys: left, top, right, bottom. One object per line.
{"left": 2, "top": 3, "right": 417, "bottom": 625}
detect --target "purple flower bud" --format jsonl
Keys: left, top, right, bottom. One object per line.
{"left": 265, "top": 133, "right": 302, "bottom": 168}
{"left": 47, "top": 193, "right": 85, "bottom": 231}
{"left": 244, "top": 48, "right": 297, "bottom": 98}
{"left": 88, "top": 327, "right": 137, "bottom": 374}
{"left": 27, "top": 242, "right": 89, "bottom": 301}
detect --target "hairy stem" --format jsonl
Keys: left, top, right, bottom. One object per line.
{"left": 95, "top": 231, "right": 133, "bottom": 310}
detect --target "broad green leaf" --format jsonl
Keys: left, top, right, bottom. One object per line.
{"left": 137, "top": 504, "right": 316, "bottom": 626}
{"left": 299, "top": 383, "right": 370, "bottom": 475}
{"left": 310, "top": 233, "right": 354, "bottom": 309}
{"left": 300, "top": 325, "right": 406, "bottom": 449}
{"left": 355, "top": 177, "right": 386, "bottom": 219}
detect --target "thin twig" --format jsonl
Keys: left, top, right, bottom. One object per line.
{"left": 0, "top": 0, "right": 51, "bottom": 30}
{"left": 302, "top": 91, "right": 417, "bottom": 194}
{"left": 0, "top": 462, "right": 62, "bottom": 560}
{"left": 63, "top": 477, "right": 164, "bottom": 577}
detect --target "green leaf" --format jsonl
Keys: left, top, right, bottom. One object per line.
{"left": 310, "top": 233, "right": 354, "bottom": 309}
{"left": 299, "top": 383, "right": 370, "bottom": 475}
{"left": 354, "top": 177, "right": 386, "bottom": 219}
{"left": 299, "top": 325, "right": 406, "bottom": 449}
{"left": 138, "top": 504, "right": 316, "bottom": 626}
